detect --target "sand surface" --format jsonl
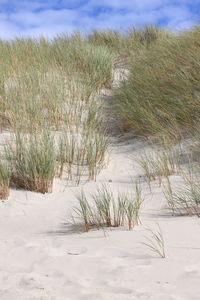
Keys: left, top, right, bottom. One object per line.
{"left": 0, "top": 132, "right": 200, "bottom": 300}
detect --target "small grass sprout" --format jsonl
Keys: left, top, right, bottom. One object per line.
{"left": 143, "top": 223, "right": 166, "bottom": 258}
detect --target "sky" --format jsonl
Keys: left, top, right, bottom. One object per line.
{"left": 0, "top": 0, "right": 199, "bottom": 39}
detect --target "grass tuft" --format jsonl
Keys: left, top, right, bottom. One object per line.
{"left": 137, "top": 147, "right": 181, "bottom": 188}
{"left": 164, "top": 170, "right": 200, "bottom": 217}
{"left": 143, "top": 224, "right": 166, "bottom": 258}
{"left": 0, "top": 160, "right": 10, "bottom": 199}
{"left": 115, "top": 26, "right": 200, "bottom": 138}
{"left": 5, "top": 130, "right": 56, "bottom": 193}
{"left": 73, "top": 183, "right": 143, "bottom": 232}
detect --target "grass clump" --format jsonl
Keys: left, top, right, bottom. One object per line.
{"left": 73, "top": 191, "right": 96, "bottom": 232}
{"left": 115, "top": 26, "right": 200, "bottom": 138}
{"left": 88, "top": 29, "right": 124, "bottom": 54}
{"left": 73, "top": 183, "right": 143, "bottom": 232}
{"left": 87, "top": 26, "right": 166, "bottom": 58}
{"left": 0, "top": 34, "right": 115, "bottom": 133}
{"left": 125, "top": 25, "right": 170, "bottom": 57}
{"left": 127, "top": 25, "right": 162, "bottom": 48}
{"left": 137, "top": 147, "right": 181, "bottom": 188}
{"left": 5, "top": 130, "right": 56, "bottom": 193}
{"left": 57, "top": 129, "right": 109, "bottom": 184}
{"left": 51, "top": 34, "right": 115, "bottom": 90}
{"left": 164, "top": 171, "right": 200, "bottom": 217}
{"left": 0, "top": 160, "right": 10, "bottom": 199}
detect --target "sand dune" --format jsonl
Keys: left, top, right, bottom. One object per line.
{"left": 0, "top": 132, "right": 200, "bottom": 300}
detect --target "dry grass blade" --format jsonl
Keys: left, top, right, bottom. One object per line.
{"left": 143, "top": 224, "right": 166, "bottom": 258}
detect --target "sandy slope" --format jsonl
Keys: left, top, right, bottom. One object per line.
{"left": 0, "top": 132, "right": 200, "bottom": 300}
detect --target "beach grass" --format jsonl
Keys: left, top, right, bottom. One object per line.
{"left": 0, "top": 25, "right": 200, "bottom": 196}
{"left": 4, "top": 130, "right": 56, "bottom": 193}
{"left": 115, "top": 26, "right": 200, "bottom": 139}
{"left": 73, "top": 183, "right": 143, "bottom": 231}
{"left": 0, "top": 160, "right": 10, "bottom": 199}
{"left": 143, "top": 224, "right": 166, "bottom": 258}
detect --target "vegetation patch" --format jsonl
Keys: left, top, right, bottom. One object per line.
{"left": 73, "top": 184, "right": 143, "bottom": 232}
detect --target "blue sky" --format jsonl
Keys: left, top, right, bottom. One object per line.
{"left": 0, "top": 0, "right": 199, "bottom": 38}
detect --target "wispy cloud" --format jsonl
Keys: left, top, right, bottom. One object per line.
{"left": 0, "top": 0, "right": 199, "bottom": 38}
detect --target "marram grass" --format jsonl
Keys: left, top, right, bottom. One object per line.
{"left": 73, "top": 183, "right": 143, "bottom": 232}
{"left": 0, "top": 25, "right": 200, "bottom": 196}
{"left": 0, "top": 160, "right": 10, "bottom": 199}
{"left": 164, "top": 170, "right": 200, "bottom": 217}
{"left": 115, "top": 26, "right": 200, "bottom": 139}
{"left": 57, "top": 129, "right": 109, "bottom": 184}
{"left": 5, "top": 131, "right": 56, "bottom": 193}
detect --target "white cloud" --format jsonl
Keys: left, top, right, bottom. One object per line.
{"left": 0, "top": 0, "right": 198, "bottom": 38}
{"left": 83, "top": 0, "right": 165, "bottom": 11}
{"left": 11, "top": 9, "right": 78, "bottom": 27}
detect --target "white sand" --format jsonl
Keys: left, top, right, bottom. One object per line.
{"left": 0, "top": 132, "right": 200, "bottom": 300}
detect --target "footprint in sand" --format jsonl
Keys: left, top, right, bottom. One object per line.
{"left": 66, "top": 247, "right": 87, "bottom": 256}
